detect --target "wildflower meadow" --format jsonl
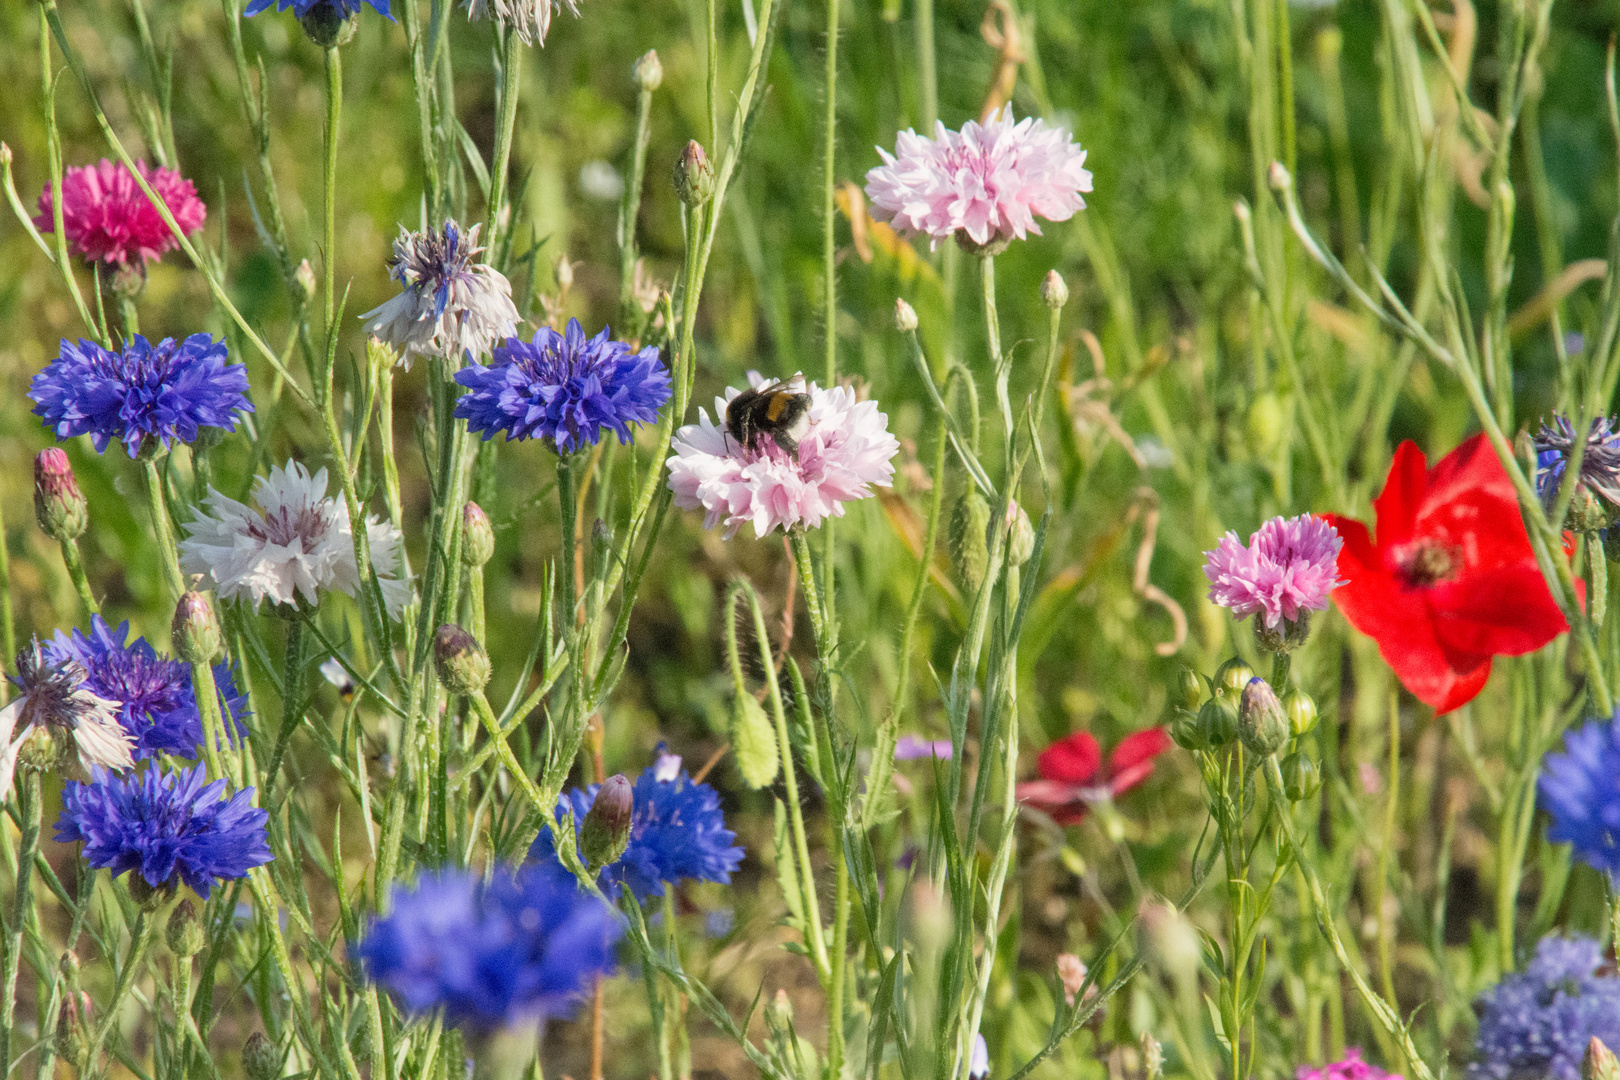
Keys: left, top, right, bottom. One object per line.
{"left": 5, "top": 0, "right": 1620, "bottom": 1076}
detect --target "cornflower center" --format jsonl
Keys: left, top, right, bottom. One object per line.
{"left": 247, "top": 504, "right": 337, "bottom": 554}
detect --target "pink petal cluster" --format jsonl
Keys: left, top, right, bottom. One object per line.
{"left": 667, "top": 374, "right": 900, "bottom": 539}
{"left": 35, "top": 159, "right": 206, "bottom": 267}
{"left": 1296, "top": 1049, "right": 1401, "bottom": 1080}
{"left": 863, "top": 107, "right": 1093, "bottom": 251}
{"left": 1203, "top": 513, "right": 1344, "bottom": 629}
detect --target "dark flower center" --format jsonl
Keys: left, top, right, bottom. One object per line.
{"left": 1397, "top": 541, "right": 1460, "bottom": 587}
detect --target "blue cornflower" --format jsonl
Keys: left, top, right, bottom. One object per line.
{"left": 55, "top": 763, "right": 271, "bottom": 899}
{"left": 530, "top": 757, "right": 744, "bottom": 900}
{"left": 43, "top": 616, "right": 249, "bottom": 761}
{"left": 1470, "top": 935, "right": 1620, "bottom": 1080}
{"left": 1539, "top": 713, "right": 1620, "bottom": 881}
{"left": 454, "top": 319, "right": 671, "bottom": 453}
{"left": 354, "top": 862, "right": 621, "bottom": 1031}
{"left": 30, "top": 334, "right": 252, "bottom": 459}
{"left": 1533, "top": 415, "right": 1620, "bottom": 512}
{"left": 243, "top": 0, "right": 392, "bottom": 20}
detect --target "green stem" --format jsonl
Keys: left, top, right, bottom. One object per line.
{"left": 469, "top": 691, "right": 547, "bottom": 815}
{"left": 618, "top": 76, "right": 656, "bottom": 323}
{"left": 262, "top": 618, "right": 307, "bottom": 808}
{"left": 821, "top": 0, "right": 841, "bottom": 728}
{"left": 142, "top": 457, "right": 185, "bottom": 601}
{"left": 189, "top": 650, "right": 233, "bottom": 785}
{"left": 85, "top": 909, "right": 154, "bottom": 1079}
{"left": 0, "top": 492, "right": 13, "bottom": 664}
{"left": 0, "top": 772, "right": 40, "bottom": 1075}
{"left": 323, "top": 46, "right": 341, "bottom": 338}
{"left": 914, "top": 0, "right": 937, "bottom": 128}
{"left": 1591, "top": 536, "right": 1608, "bottom": 631}
{"left": 117, "top": 294, "right": 140, "bottom": 341}
{"left": 487, "top": 27, "right": 523, "bottom": 244}
{"left": 1375, "top": 689, "right": 1401, "bottom": 1018}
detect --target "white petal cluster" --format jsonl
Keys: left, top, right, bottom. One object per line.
{"left": 0, "top": 644, "right": 133, "bottom": 801}
{"left": 179, "top": 461, "right": 412, "bottom": 619}
{"left": 464, "top": 0, "right": 579, "bottom": 46}
{"left": 361, "top": 222, "right": 520, "bottom": 368}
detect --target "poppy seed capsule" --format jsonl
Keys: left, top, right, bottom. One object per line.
{"left": 1238, "top": 677, "right": 1288, "bottom": 757}
{"left": 462, "top": 502, "right": 494, "bottom": 568}
{"left": 34, "top": 449, "right": 88, "bottom": 542}
{"left": 673, "top": 141, "right": 715, "bottom": 207}
{"left": 580, "top": 773, "right": 633, "bottom": 870}
{"left": 432, "top": 625, "right": 490, "bottom": 695}
{"left": 172, "top": 592, "right": 222, "bottom": 665}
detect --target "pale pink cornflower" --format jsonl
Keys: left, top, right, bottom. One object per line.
{"left": 863, "top": 107, "right": 1093, "bottom": 253}
{"left": 1056, "top": 954, "right": 1091, "bottom": 1006}
{"left": 667, "top": 374, "right": 900, "bottom": 539}
{"left": 179, "top": 461, "right": 412, "bottom": 618}
{"left": 1297, "top": 1049, "right": 1401, "bottom": 1080}
{"left": 35, "top": 159, "right": 206, "bottom": 267}
{"left": 1203, "top": 514, "right": 1343, "bottom": 639}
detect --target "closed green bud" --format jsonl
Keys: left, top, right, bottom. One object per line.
{"left": 949, "top": 489, "right": 993, "bottom": 595}
{"left": 1177, "top": 667, "right": 1204, "bottom": 711}
{"left": 1238, "top": 677, "right": 1288, "bottom": 757}
{"left": 1169, "top": 708, "right": 1207, "bottom": 751}
{"left": 34, "top": 449, "right": 88, "bottom": 542}
{"left": 1246, "top": 393, "right": 1285, "bottom": 458}
{"left": 1214, "top": 657, "right": 1255, "bottom": 702}
{"left": 433, "top": 625, "right": 490, "bottom": 695}
{"left": 295, "top": 259, "right": 318, "bottom": 304}
{"left": 1006, "top": 501, "right": 1036, "bottom": 568}
{"left": 56, "top": 990, "right": 91, "bottom": 1069}
{"left": 1567, "top": 488, "right": 1619, "bottom": 534}
{"left": 673, "top": 141, "right": 716, "bottom": 207}
{"left": 462, "top": 502, "right": 494, "bottom": 568}
{"left": 894, "top": 297, "right": 919, "bottom": 333}
{"left": 243, "top": 1032, "right": 283, "bottom": 1080}
{"left": 166, "top": 899, "right": 206, "bottom": 957}
{"left": 1280, "top": 752, "right": 1321, "bottom": 801}
{"left": 1585, "top": 1037, "right": 1620, "bottom": 1080}
{"left": 1283, "top": 688, "right": 1318, "bottom": 737}
{"left": 172, "top": 592, "right": 222, "bottom": 665}
{"left": 732, "top": 692, "right": 779, "bottom": 789}
{"left": 1198, "top": 696, "right": 1239, "bottom": 747}
{"left": 1040, "top": 269, "right": 1069, "bottom": 309}
{"left": 59, "top": 949, "right": 80, "bottom": 980}
{"left": 580, "top": 774, "right": 633, "bottom": 870}
{"left": 632, "top": 49, "right": 663, "bottom": 91}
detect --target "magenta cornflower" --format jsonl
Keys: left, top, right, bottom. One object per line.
{"left": 1297, "top": 1049, "right": 1401, "bottom": 1080}
{"left": 863, "top": 107, "right": 1093, "bottom": 253}
{"left": 1204, "top": 513, "right": 1343, "bottom": 647}
{"left": 667, "top": 374, "right": 899, "bottom": 539}
{"left": 35, "top": 159, "right": 206, "bottom": 267}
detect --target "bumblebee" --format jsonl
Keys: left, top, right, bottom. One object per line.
{"left": 725, "top": 379, "right": 813, "bottom": 459}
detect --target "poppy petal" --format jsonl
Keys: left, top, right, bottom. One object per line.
{"left": 1427, "top": 563, "right": 1569, "bottom": 659}
{"left": 1370, "top": 441, "right": 1431, "bottom": 549}
{"left": 1105, "top": 728, "right": 1171, "bottom": 795}
{"left": 1037, "top": 731, "right": 1101, "bottom": 785}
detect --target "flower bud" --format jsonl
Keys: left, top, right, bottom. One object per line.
{"left": 128, "top": 874, "right": 173, "bottom": 911}
{"left": 1238, "top": 677, "right": 1288, "bottom": 757}
{"left": 1267, "top": 161, "right": 1292, "bottom": 192}
{"left": 767, "top": 987, "right": 795, "bottom": 1030}
{"left": 461, "top": 502, "right": 494, "bottom": 568}
{"left": 1246, "top": 392, "right": 1285, "bottom": 458}
{"left": 1005, "top": 501, "right": 1036, "bottom": 568}
{"left": 1213, "top": 657, "right": 1255, "bottom": 703}
{"left": 243, "top": 1032, "right": 283, "bottom": 1080}
{"left": 1197, "top": 696, "right": 1239, "bottom": 747}
{"left": 34, "top": 448, "right": 88, "bottom": 541}
{"left": 295, "top": 259, "right": 318, "bottom": 303}
{"left": 673, "top": 141, "right": 716, "bottom": 207}
{"left": 59, "top": 950, "right": 80, "bottom": 980}
{"left": 1056, "top": 953, "right": 1088, "bottom": 1005}
{"left": 1169, "top": 709, "right": 1207, "bottom": 751}
{"left": 1283, "top": 688, "right": 1319, "bottom": 737}
{"left": 299, "top": 4, "right": 358, "bottom": 47}
{"left": 172, "top": 592, "right": 223, "bottom": 665}
{"left": 554, "top": 254, "right": 575, "bottom": 291}
{"left": 1585, "top": 1037, "right": 1620, "bottom": 1080}
{"left": 949, "top": 489, "right": 993, "bottom": 595}
{"left": 166, "top": 899, "right": 207, "bottom": 957}
{"left": 632, "top": 49, "right": 664, "bottom": 92}
{"left": 1280, "top": 752, "right": 1321, "bottom": 801}
{"left": 894, "top": 297, "right": 919, "bottom": 333}
{"left": 1040, "top": 270, "right": 1069, "bottom": 309}
{"left": 110, "top": 262, "right": 147, "bottom": 302}
{"left": 0, "top": 143, "right": 12, "bottom": 167}
{"left": 433, "top": 624, "right": 490, "bottom": 695}
{"left": 1177, "top": 668, "right": 1205, "bottom": 711}
{"left": 56, "top": 990, "right": 91, "bottom": 1069}
{"left": 1141, "top": 1032, "right": 1165, "bottom": 1080}
{"left": 580, "top": 773, "right": 633, "bottom": 870}
{"left": 731, "top": 692, "right": 779, "bottom": 789}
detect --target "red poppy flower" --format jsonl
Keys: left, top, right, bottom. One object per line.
{"left": 1015, "top": 728, "right": 1172, "bottom": 825}
{"left": 1325, "top": 434, "right": 1571, "bottom": 715}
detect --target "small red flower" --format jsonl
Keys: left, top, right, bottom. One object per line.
{"left": 1325, "top": 434, "right": 1571, "bottom": 715}
{"left": 1015, "top": 728, "right": 1172, "bottom": 825}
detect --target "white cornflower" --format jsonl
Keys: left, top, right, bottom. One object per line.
{"left": 0, "top": 642, "right": 134, "bottom": 801}
{"left": 361, "top": 221, "right": 520, "bottom": 368}
{"left": 463, "top": 0, "right": 579, "bottom": 46}
{"left": 179, "top": 461, "right": 412, "bottom": 619}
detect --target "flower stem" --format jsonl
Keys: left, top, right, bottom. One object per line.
{"left": 142, "top": 456, "right": 185, "bottom": 602}
{"left": 487, "top": 27, "right": 523, "bottom": 245}
{"left": 323, "top": 46, "right": 341, "bottom": 337}
{"left": 0, "top": 493, "right": 14, "bottom": 665}
{"left": 0, "top": 771, "right": 40, "bottom": 1076}
{"left": 262, "top": 618, "right": 308, "bottom": 808}
{"left": 85, "top": 907, "right": 154, "bottom": 1079}
{"left": 189, "top": 650, "right": 233, "bottom": 785}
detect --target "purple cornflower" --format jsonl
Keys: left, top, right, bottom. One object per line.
{"left": 530, "top": 758, "right": 743, "bottom": 900}
{"left": 354, "top": 862, "right": 620, "bottom": 1031}
{"left": 1297, "top": 1049, "right": 1401, "bottom": 1080}
{"left": 43, "top": 616, "right": 248, "bottom": 761}
{"left": 0, "top": 641, "right": 134, "bottom": 801}
{"left": 894, "top": 736, "right": 952, "bottom": 761}
{"left": 362, "top": 221, "right": 517, "bottom": 366}
{"left": 30, "top": 334, "right": 252, "bottom": 459}
{"left": 55, "top": 764, "right": 271, "bottom": 899}
{"left": 1538, "top": 712, "right": 1620, "bottom": 882}
{"left": 455, "top": 319, "right": 671, "bottom": 453}
{"left": 1533, "top": 415, "right": 1620, "bottom": 512}
{"left": 243, "top": 0, "right": 391, "bottom": 19}
{"left": 1203, "top": 513, "right": 1343, "bottom": 641}
{"left": 1470, "top": 935, "right": 1620, "bottom": 1080}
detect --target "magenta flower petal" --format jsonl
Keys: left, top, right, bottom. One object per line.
{"left": 1203, "top": 513, "right": 1343, "bottom": 629}
{"left": 35, "top": 159, "right": 205, "bottom": 267}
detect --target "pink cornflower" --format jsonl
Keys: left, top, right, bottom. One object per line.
{"left": 863, "top": 106, "right": 1093, "bottom": 253}
{"left": 1204, "top": 514, "right": 1343, "bottom": 646}
{"left": 35, "top": 159, "right": 206, "bottom": 267}
{"left": 667, "top": 374, "right": 899, "bottom": 539}
{"left": 1297, "top": 1049, "right": 1401, "bottom": 1080}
